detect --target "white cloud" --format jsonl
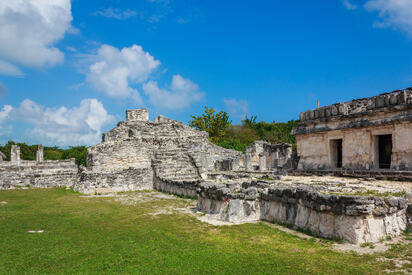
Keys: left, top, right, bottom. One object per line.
{"left": 0, "top": 81, "right": 8, "bottom": 98}
{"left": 0, "top": 60, "right": 24, "bottom": 76}
{"left": 86, "top": 44, "right": 160, "bottom": 105}
{"left": 365, "top": 0, "right": 412, "bottom": 37}
{"left": 143, "top": 74, "right": 204, "bottom": 110}
{"left": 93, "top": 8, "right": 140, "bottom": 20}
{"left": 223, "top": 98, "right": 250, "bottom": 120}
{"left": 0, "top": 105, "right": 12, "bottom": 127}
{"left": 342, "top": 0, "right": 358, "bottom": 10}
{"left": 0, "top": 0, "right": 73, "bottom": 68}
{"left": 2, "top": 98, "right": 115, "bottom": 146}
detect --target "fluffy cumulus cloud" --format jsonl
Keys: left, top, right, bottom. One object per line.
{"left": 364, "top": 0, "right": 412, "bottom": 36}
{"left": 1, "top": 98, "right": 115, "bottom": 146}
{"left": 0, "top": 0, "right": 73, "bottom": 72}
{"left": 86, "top": 44, "right": 160, "bottom": 105}
{"left": 223, "top": 98, "right": 250, "bottom": 120}
{"left": 143, "top": 75, "right": 204, "bottom": 110}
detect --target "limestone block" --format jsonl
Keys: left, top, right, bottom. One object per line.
{"left": 11, "top": 145, "right": 20, "bottom": 164}
{"left": 36, "top": 145, "right": 44, "bottom": 162}
{"left": 126, "top": 109, "right": 149, "bottom": 122}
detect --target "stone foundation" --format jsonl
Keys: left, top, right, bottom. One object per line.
{"left": 196, "top": 180, "right": 408, "bottom": 244}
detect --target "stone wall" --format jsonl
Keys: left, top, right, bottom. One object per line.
{"left": 295, "top": 88, "right": 412, "bottom": 127}
{"left": 292, "top": 88, "right": 412, "bottom": 171}
{"left": 0, "top": 145, "right": 78, "bottom": 190}
{"left": 197, "top": 180, "right": 408, "bottom": 244}
{"left": 0, "top": 146, "right": 78, "bottom": 190}
{"left": 245, "top": 141, "right": 293, "bottom": 171}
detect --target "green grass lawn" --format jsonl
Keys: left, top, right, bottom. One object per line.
{"left": 0, "top": 188, "right": 410, "bottom": 274}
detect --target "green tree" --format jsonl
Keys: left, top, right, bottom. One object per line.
{"left": 61, "top": 146, "right": 87, "bottom": 166}
{"left": 189, "top": 106, "right": 231, "bottom": 143}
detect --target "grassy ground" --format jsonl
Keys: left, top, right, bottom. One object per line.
{"left": 0, "top": 188, "right": 410, "bottom": 274}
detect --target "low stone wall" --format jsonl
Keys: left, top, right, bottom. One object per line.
{"left": 260, "top": 188, "right": 406, "bottom": 244}
{"left": 0, "top": 159, "right": 78, "bottom": 189}
{"left": 197, "top": 182, "right": 261, "bottom": 223}
{"left": 153, "top": 176, "right": 199, "bottom": 197}
{"left": 196, "top": 180, "right": 408, "bottom": 244}
{"left": 290, "top": 169, "right": 412, "bottom": 182}
{"left": 74, "top": 167, "right": 153, "bottom": 194}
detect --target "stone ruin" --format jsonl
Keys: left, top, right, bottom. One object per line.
{"left": 246, "top": 141, "right": 293, "bottom": 171}
{"left": 292, "top": 88, "right": 412, "bottom": 172}
{"left": 197, "top": 176, "right": 408, "bottom": 244}
{"left": 1, "top": 105, "right": 412, "bottom": 244}
{"left": 0, "top": 145, "right": 78, "bottom": 189}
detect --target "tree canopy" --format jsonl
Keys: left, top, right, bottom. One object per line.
{"left": 189, "top": 107, "right": 299, "bottom": 152}
{"left": 189, "top": 106, "right": 231, "bottom": 144}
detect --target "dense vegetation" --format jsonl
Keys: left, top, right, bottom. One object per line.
{"left": 189, "top": 106, "right": 299, "bottom": 152}
{"left": 0, "top": 141, "right": 87, "bottom": 166}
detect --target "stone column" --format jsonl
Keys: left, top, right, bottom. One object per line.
{"left": 36, "top": 145, "right": 44, "bottom": 162}
{"left": 11, "top": 145, "right": 20, "bottom": 165}
{"left": 259, "top": 153, "right": 267, "bottom": 171}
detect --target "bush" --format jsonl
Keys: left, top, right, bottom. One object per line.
{"left": 218, "top": 139, "right": 247, "bottom": 153}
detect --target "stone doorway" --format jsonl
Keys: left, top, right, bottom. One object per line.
{"left": 378, "top": 134, "right": 392, "bottom": 169}
{"left": 330, "top": 139, "right": 343, "bottom": 168}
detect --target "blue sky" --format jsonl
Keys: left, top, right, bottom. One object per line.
{"left": 0, "top": 0, "right": 411, "bottom": 146}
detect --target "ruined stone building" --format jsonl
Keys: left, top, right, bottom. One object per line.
{"left": 245, "top": 141, "right": 293, "bottom": 171}
{"left": 75, "top": 109, "right": 244, "bottom": 194}
{"left": 0, "top": 145, "right": 78, "bottom": 188}
{"left": 292, "top": 88, "right": 412, "bottom": 171}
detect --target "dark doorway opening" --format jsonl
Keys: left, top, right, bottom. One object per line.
{"left": 336, "top": 139, "right": 342, "bottom": 168}
{"left": 330, "top": 139, "right": 343, "bottom": 168}
{"left": 378, "top": 135, "right": 392, "bottom": 169}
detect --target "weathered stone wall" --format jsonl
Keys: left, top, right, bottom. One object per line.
{"left": 197, "top": 180, "right": 408, "bottom": 244}
{"left": 296, "top": 88, "right": 412, "bottom": 126}
{"left": 0, "top": 159, "right": 78, "bottom": 189}
{"left": 296, "top": 122, "right": 412, "bottom": 170}
{"left": 292, "top": 88, "right": 412, "bottom": 171}
{"left": 245, "top": 141, "right": 292, "bottom": 171}
{"left": 259, "top": 188, "right": 406, "bottom": 244}
{"left": 0, "top": 145, "right": 78, "bottom": 189}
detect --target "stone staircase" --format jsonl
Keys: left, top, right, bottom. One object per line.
{"left": 152, "top": 149, "right": 200, "bottom": 182}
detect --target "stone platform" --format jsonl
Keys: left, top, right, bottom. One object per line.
{"left": 156, "top": 173, "right": 411, "bottom": 244}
